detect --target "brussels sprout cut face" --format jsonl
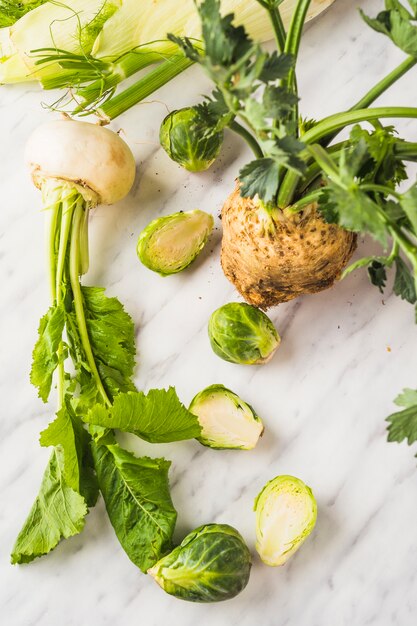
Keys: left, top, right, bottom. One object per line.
{"left": 255, "top": 475, "right": 317, "bottom": 566}
{"left": 189, "top": 384, "right": 263, "bottom": 449}
{"left": 137, "top": 209, "right": 214, "bottom": 276}
{"left": 148, "top": 523, "right": 251, "bottom": 603}
{"left": 160, "top": 107, "right": 223, "bottom": 172}
{"left": 208, "top": 302, "right": 280, "bottom": 364}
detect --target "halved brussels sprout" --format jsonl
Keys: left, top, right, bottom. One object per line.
{"left": 160, "top": 107, "right": 223, "bottom": 172}
{"left": 137, "top": 209, "right": 214, "bottom": 276}
{"left": 148, "top": 523, "right": 251, "bottom": 603}
{"left": 189, "top": 384, "right": 263, "bottom": 449}
{"left": 254, "top": 475, "right": 317, "bottom": 566}
{"left": 208, "top": 302, "right": 280, "bottom": 365}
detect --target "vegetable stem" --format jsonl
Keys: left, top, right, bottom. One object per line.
{"left": 283, "top": 0, "right": 312, "bottom": 129}
{"left": 278, "top": 106, "right": 417, "bottom": 207}
{"left": 229, "top": 120, "right": 264, "bottom": 158}
{"left": 69, "top": 197, "right": 111, "bottom": 406}
{"left": 256, "top": 0, "right": 286, "bottom": 52}
{"left": 351, "top": 56, "right": 417, "bottom": 112}
{"left": 74, "top": 50, "right": 165, "bottom": 112}
{"left": 97, "top": 55, "right": 193, "bottom": 120}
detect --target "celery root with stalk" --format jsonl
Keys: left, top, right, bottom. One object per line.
{"left": 11, "top": 118, "right": 203, "bottom": 568}
{"left": 167, "top": 0, "right": 417, "bottom": 310}
{"left": 0, "top": 0, "right": 335, "bottom": 119}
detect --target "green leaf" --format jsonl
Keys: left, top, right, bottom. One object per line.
{"left": 85, "top": 387, "right": 201, "bottom": 443}
{"left": 319, "top": 184, "right": 388, "bottom": 244}
{"left": 92, "top": 442, "right": 177, "bottom": 572}
{"left": 368, "top": 260, "right": 387, "bottom": 293}
{"left": 395, "top": 388, "right": 417, "bottom": 407}
{"left": 39, "top": 399, "right": 99, "bottom": 505}
{"left": 30, "top": 305, "right": 65, "bottom": 402}
{"left": 11, "top": 449, "right": 87, "bottom": 564}
{"left": 361, "top": 4, "right": 417, "bottom": 56}
{"left": 400, "top": 185, "right": 417, "bottom": 236}
{"left": 263, "top": 85, "right": 299, "bottom": 119}
{"left": 387, "top": 405, "right": 417, "bottom": 444}
{"left": 239, "top": 158, "right": 280, "bottom": 204}
{"left": 67, "top": 287, "right": 136, "bottom": 404}
{"left": 259, "top": 52, "right": 294, "bottom": 83}
{"left": 341, "top": 255, "right": 390, "bottom": 279}
{"left": 393, "top": 256, "right": 417, "bottom": 303}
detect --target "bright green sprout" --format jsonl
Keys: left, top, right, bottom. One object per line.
{"left": 137, "top": 209, "right": 214, "bottom": 276}
{"left": 208, "top": 302, "right": 280, "bottom": 364}
{"left": 254, "top": 475, "right": 317, "bottom": 566}
{"left": 160, "top": 107, "right": 224, "bottom": 172}
{"left": 189, "top": 383, "right": 263, "bottom": 449}
{"left": 148, "top": 523, "right": 251, "bottom": 603}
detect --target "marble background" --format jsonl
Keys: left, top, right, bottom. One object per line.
{"left": 2, "top": 0, "right": 417, "bottom": 624}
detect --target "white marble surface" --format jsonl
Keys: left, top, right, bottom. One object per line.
{"left": 2, "top": 1, "right": 417, "bottom": 624}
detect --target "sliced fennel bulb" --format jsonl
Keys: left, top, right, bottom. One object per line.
{"left": 0, "top": 0, "right": 335, "bottom": 119}
{"left": 0, "top": 0, "right": 121, "bottom": 83}
{"left": 1, "top": 0, "right": 335, "bottom": 80}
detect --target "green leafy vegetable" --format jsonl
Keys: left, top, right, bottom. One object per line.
{"left": 393, "top": 256, "right": 417, "bottom": 303}
{"left": 208, "top": 302, "right": 280, "bottom": 365}
{"left": 361, "top": 1, "right": 417, "bottom": 56}
{"left": 92, "top": 442, "right": 177, "bottom": 572}
{"left": 254, "top": 475, "right": 317, "bottom": 566}
{"left": 387, "top": 388, "right": 417, "bottom": 445}
{"left": 189, "top": 384, "right": 263, "bottom": 449}
{"left": 160, "top": 107, "right": 223, "bottom": 172}
{"left": 169, "top": 0, "right": 304, "bottom": 206}
{"left": 85, "top": 387, "right": 201, "bottom": 443}
{"left": 11, "top": 449, "right": 87, "bottom": 564}
{"left": 137, "top": 210, "right": 214, "bottom": 276}
{"left": 30, "top": 305, "right": 65, "bottom": 402}
{"left": 148, "top": 523, "right": 251, "bottom": 602}
{"left": 39, "top": 398, "right": 98, "bottom": 502}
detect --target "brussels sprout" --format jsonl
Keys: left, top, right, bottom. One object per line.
{"left": 208, "top": 302, "right": 280, "bottom": 365}
{"left": 137, "top": 209, "right": 214, "bottom": 276}
{"left": 160, "top": 107, "right": 223, "bottom": 172}
{"left": 189, "top": 384, "right": 263, "bottom": 449}
{"left": 148, "top": 523, "right": 251, "bottom": 603}
{"left": 254, "top": 475, "right": 317, "bottom": 566}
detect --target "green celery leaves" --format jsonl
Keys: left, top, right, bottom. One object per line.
{"left": 85, "top": 387, "right": 201, "bottom": 443}
{"left": 387, "top": 388, "right": 417, "bottom": 445}
{"left": 92, "top": 442, "right": 177, "bottom": 572}
{"left": 361, "top": 2, "right": 417, "bottom": 57}
{"left": 11, "top": 449, "right": 88, "bottom": 564}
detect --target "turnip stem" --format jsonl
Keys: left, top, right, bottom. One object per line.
{"left": 44, "top": 186, "right": 61, "bottom": 303}
{"left": 69, "top": 198, "right": 111, "bottom": 407}
{"left": 229, "top": 120, "right": 264, "bottom": 158}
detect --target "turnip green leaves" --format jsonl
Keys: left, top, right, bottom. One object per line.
{"left": 92, "top": 442, "right": 177, "bottom": 572}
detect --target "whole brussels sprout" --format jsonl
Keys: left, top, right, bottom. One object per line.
{"left": 137, "top": 209, "right": 214, "bottom": 276}
{"left": 254, "top": 475, "right": 317, "bottom": 566}
{"left": 160, "top": 107, "right": 223, "bottom": 172}
{"left": 208, "top": 302, "right": 280, "bottom": 364}
{"left": 148, "top": 523, "right": 251, "bottom": 603}
{"left": 189, "top": 384, "right": 263, "bottom": 449}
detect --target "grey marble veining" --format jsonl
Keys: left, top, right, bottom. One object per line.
{"left": 2, "top": 1, "right": 417, "bottom": 624}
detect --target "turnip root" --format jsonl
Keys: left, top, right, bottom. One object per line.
{"left": 25, "top": 119, "right": 136, "bottom": 204}
{"left": 221, "top": 185, "right": 357, "bottom": 309}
